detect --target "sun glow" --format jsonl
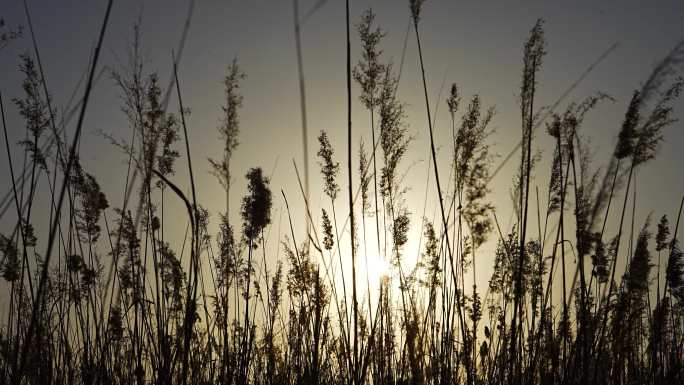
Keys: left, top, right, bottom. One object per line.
{"left": 363, "top": 253, "right": 391, "bottom": 286}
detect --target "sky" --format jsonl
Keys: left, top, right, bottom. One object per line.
{"left": 1, "top": 0, "right": 683, "bottom": 310}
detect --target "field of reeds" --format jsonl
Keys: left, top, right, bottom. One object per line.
{"left": 1, "top": 1, "right": 684, "bottom": 384}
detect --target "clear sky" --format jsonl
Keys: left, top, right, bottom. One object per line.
{"left": 1, "top": 0, "right": 683, "bottom": 308}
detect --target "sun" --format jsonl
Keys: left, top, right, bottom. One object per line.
{"left": 364, "top": 253, "right": 391, "bottom": 284}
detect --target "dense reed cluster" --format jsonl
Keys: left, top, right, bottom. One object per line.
{"left": 1, "top": 2, "right": 684, "bottom": 385}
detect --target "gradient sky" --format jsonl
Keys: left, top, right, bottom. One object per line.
{"left": 1, "top": 0, "right": 683, "bottom": 309}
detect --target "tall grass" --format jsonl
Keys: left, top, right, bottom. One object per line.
{"left": 1, "top": 2, "right": 684, "bottom": 385}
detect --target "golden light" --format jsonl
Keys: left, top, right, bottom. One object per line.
{"left": 362, "top": 252, "right": 391, "bottom": 299}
